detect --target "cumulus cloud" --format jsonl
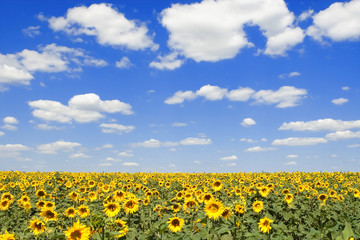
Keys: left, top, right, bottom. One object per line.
{"left": 332, "top": 98, "right": 348, "bottom": 105}
{"left": 69, "top": 152, "right": 91, "bottom": 158}
{"left": 252, "top": 86, "right": 307, "bottom": 108}
{"left": 272, "top": 137, "right": 328, "bottom": 146}
{"left": 100, "top": 123, "right": 135, "bottom": 134}
{"left": 3, "top": 116, "right": 18, "bottom": 124}
{"left": 165, "top": 85, "right": 307, "bottom": 108}
{"left": 325, "top": 130, "right": 360, "bottom": 141}
{"left": 123, "top": 162, "right": 139, "bottom": 166}
{"left": 149, "top": 52, "right": 184, "bottom": 70}
{"left": 180, "top": 137, "right": 212, "bottom": 145}
{"left": 37, "top": 140, "right": 81, "bottom": 154}
{"left": 220, "top": 155, "right": 238, "bottom": 161}
{"left": 1, "top": 124, "right": 17, "bottom": 131}
{"left": 240, "top": 138, "right": 256, "bottom": 143}
{"left": 164, "top": 90, "right": 197, "bottom": 104}
{"left": 118, "top": 151, "right": 134, "bottom": 157}
{"left": 0, "top": 131, "right": 4, "bottom": 137}
{"left": 172, "top": 122, "right": 187, "bottom": 127}
{"left": 115, "top": 57, "right": 133, "bottom": 69}
{"left": 244, "top": 146, "right": 276, "bottom": 152}
{"left": 286, "top": 154, "right": 299, "bottom": 158}
{"left": 279, "top": 118, "right": 360, "bottom": 131}
{"left": 0, "top": 44, "right": 107, "bottom": 88}
{"left": 279, "top": 71, "right": 301, "bottom": 79}
{"left": 29, "top": 93, "right": 133, "bottom": 123}
{"left": 297, "top": 9, "right": 314, "bottom": 22}
{"left": 160, "top": 0, "right": 304, "bottom": 63}
{"left": 131, "top": 137, "right": 212, "bottom": 148}
{"left": 48, "top": 3, "right": 157, "bottom": 50}
{"left": 241, "top": 118, "right": 256, "bottom": 127}
{"left": 307, "top": 0, "right": 360, "bottom": 42}
{"left": 22, "top": 26, "right": 41, "bottom": 38}
{"left": 0, "top": 144, "right": 31, "bottom": 158}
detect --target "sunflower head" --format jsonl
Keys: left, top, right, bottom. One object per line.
{"left": 64, "top": 220, "right": 91, "bottom": 240}
{"left": 204, "top": 199, "right": 224, "bottom": 220}
{"left": 29, "top": 218, "right": 47, "bottom": 235}
{"left": 40, "top": 208, "right": 58, "bottom": 221}
{"left": 123, "top": 199, "right": 139, "bottom": 214}
{"left": 167, "top": 217, "right": 184, "bottom": 232}
{"left": 258, "top": 216, "right": 274, "bottom": 234}
{"left": 252, "top": 200, "right": 263, "bottom": 213}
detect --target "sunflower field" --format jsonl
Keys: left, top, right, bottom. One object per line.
{"left": 0, "top": 171, "right": 359, "bottom": 240}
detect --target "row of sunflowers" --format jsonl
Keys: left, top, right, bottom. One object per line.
{"left": 0, "top": 171, "right": 359, "bottom": 239}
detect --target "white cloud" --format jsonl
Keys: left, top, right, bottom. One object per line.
{"left": 240, "top": 138, "right": 256, "bottom": 143}
{"left": 99, "top": 162, "right": 112, "bottom": 167}
{"left": 342, "top": 86, "right": 350, "bottom": 91}
{"left": 0, "top": 44, "right": 107, "bottom": 88}
{"left": 348, "top": 144, "right": 360, "bottom": 148}
{"left": 220, "top": 155, "right": 238, "bottom": 161}
{"left": 279, "top": 71, "right": 301, "bottom": 79}
{"left": 241, "top": 118, "right": 256, "bottom": 127}
{"left": 286, "top": 154, "right": 299, "bottom": 158}
{"left": 172, "top": 122, "right": 187, "bottom": 127}
{"left": 307, "top": 0, "right": 360, "bottom": 42}
{"left": 332, "top": 98, "right": 348, "bottom": 105}
{"left": 118, "top": 151, "right": 134, "bottom": 157}
{"left": 100, "top": 123, "right": 135, "bottom": 134}
{"left": 123, "top": 162, "right": 139, "bottom": 166}
{"left": 131, "top": 139, "right": 162, "bottom": 148}
{"left": 160, "top": 0, "right": 304, "bottom": 62}
{"left": 149, "top": 52, "right": 184, "bottom": 70}
{"left": 37, "top": 140, "right": 81, "bottom": 154}
{"left": 115, "top": 57, "right": 133, "bottom": 69}
{"left": 102, "top": 144, "right": 114, "bottom": 149}
{"left": 29, "top": 93, "right": 133, "bottom": 123}
{"left": 36, "top": 124, "right": 62, "bottom": 130}
{"left": 3, "top": 116, "right": 18, "bottom": 124}
{"left": 164, "top": 90, "right": 197, "bottom": 104}
{"left": 227, "top": 87, "right": 255, "bottom": 101}
{"left": 48, "top": 3, "right": 157, "bottom": 50}
{"left": 297, "top": 9, "right": 314, "bottom": 22}
{"left": 279, "top": 118, "right": 360, "bottom": 131}
{"left": 0, "top": 131, "right": 4, "bottom": 137}
{"left": 69, "top": 152, "right": 91, "bottom": 158}
{"left": 0, "top": 144, "right": 30, "bottom": 158}
{"left": 325, "top": 130, "right": 360, "bottom": 141}
{"left": 196, "top": 85, "right": 228, "bottom": 101}
{"left": 2, "top": 124, "right": 17, "bottom": 131}
{"left": 22, "top": 26, "right": 41, "bottom": 38}
{"left": 284, "top": 161, "right": 297, "bottom": 165}
{"left": 272, "top": 137, "right": 328, "bottom": 146}
{"left": 180, "top": 137, "right": 212, "bottom": 145}
{"left": 252, "top": 86, "right": 307, "bottom": 108}
{"left": 244, "top": 146, "right": 276, "bottom": 152}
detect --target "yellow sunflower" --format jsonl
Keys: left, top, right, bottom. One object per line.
{"left": 104, "top": 202, "right": 121, "bottom": 217}
{"left": 0, "top": 199, "right": 10, "bottom": 211}
{"left": 28, "top": 218, "right": 47, "bottom": 235}
{"left": 318, "top": 193, "right": 328, "bottom": 203}
{"left": 77, "top": 205, "right": 90, "bottom": 218}
{"left": 258, "top": 216, "right": 273, "bottom": 234}
{"left": 167, "top": 216, "right": 184, "bottom": 232}
{"left": 114, "top": 219, "right": 128, "bottom": 238}
{"left": 172, "top": 203, "right": 181, "bottom": 213}
{"left": 284, "top": 194, "right": 294, "bottom": 204}
{"left": 212, "top": 180, "right": 222, "bottom": 192}
{"left": 113, "top": 190, "right": 126, "bottom": 202}
{"left": 0, "top": 230, "right": 16, "bottom": 240}
{"left": 65, "top": 207, "right": 77, "bottom": 218}
{"left": 221, "top": 207, "right": 232, "bottom": 220}
{"left": 234, "top": 204, "right": 246, "bottom": 215}
{"left": 40, "top": 207, "right": 58, "bottom": 222}
{"left": 35, "top": 189, "right": 47, "bottom": 198}
{"left": 252, "top": 200, "right": 263, "bottom": 213}
{"left": 64, "top": 220, "right": 91, "bottom": 240}
{"left": 123, "top": 199, "right": 139, "bottom": 214}
{"left": 204, "top": 199, "right": 225, "bottom": 220}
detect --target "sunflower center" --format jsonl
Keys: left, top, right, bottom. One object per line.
{"left": 35, "top": 222, "right": 43, "bottom": 230}
{"left": 172, "top": 219, "right": 180, "bottom": 227}
{"left": 108, "top": 204, "right": 116, "bottom": 211}
{"left": 70, "top": 230, "right": 82, "bottom": 238}
{"left": 209, "top": 204, "right": 219, "bottom": 212}
{"left": 1, "top": 201, "right": 8, "bottom": 206}
{"left": 46, "top": 211, "right": 55, "bottom": 218}
{"left": 126, "top": 201, "right": 134, "bottom": 208}
{"left": 214, "top": 182, "right": 220, "bottom": 187}
{"left": 263, "top": 220, "right": 269, "bottom": 226}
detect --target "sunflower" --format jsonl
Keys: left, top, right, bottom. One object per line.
{"left": 40, "top": 207, "right": 58, "bottom": 221}
{"left": 337, "top": 194, "right": 344, "bottom": 201}
{"left": 88, "top": 192, "right": 97, "bottom": 202}
{"left": 69, "top": 191, "right": 80, "bottom": 202}
{"left": 234, "top": 204, "right": 246, "bottom": 215}
{"left": 64, "top": 220, "right": 91, "bottom": 240}
{"left": 204, "top": 199, "right": 225, "bottom": 220}
{"left": 0, "top": 230, "right": 16, "bottom": 240}
{"left": 113, "top": 190, "right": 126, "bottom": 202}
{"left": 172, "top": 203, "right": 181, "bottom": 213}
{"left": 36, "top": 189, "right": 47, "bottom": 198}
{"left": 104, "top": 202, "right": 121, "bottom": 217}
{"left": 212, "top": 180, "right": 222, "bottom": 192}
{"left": 114, "top": 219, "right": 128, "bottom": 238}
{"left": 221, "top": 207, "right": 232, "bottom": 220}
{"left": 183, "top": 198, "right": 198, "bottom": 212}
{"left": 123, "top": 199, "right": 139, "bottom": 214}
{"left": 318, "top": 193, "right": 328, "bottom": 203}
{"left": 259, "top": 187, "right": 271, "bottom": 197}
{"left": 167, "top": 216, "right": 184, "bottom": 233}
{"left": 252, "top": 200, "right": 263, "bottom": 213}
{"left": 203, "top": 193, "right": 213, "bottom": 204}
{"left": 0, "top": 199, "right": 10, "bottom": 211}
{"left": 284, "top": 194, "right": 294, "bottom": 204}
{"left": 28, "top": 218, "right": 47, "bottom": 235}
{"left": 36, "top": 200, "right": 46, "bottom": 209}
{"left": 1, "top": 193, "right": 14, "bottom": 203}
{"left": 258, "top": 216, "right": 273, "bottom": 234}
{"left": 65, "top": 207, "right": 77, "bottom": 218}
{"left": 77, "top": 205, "right": 90, "bottom": 218}
{"left": 45, "top": 201, "right": 55, "bottom": 209}
{"left": 143, "top": 197, "right": 150, "bottom": 206}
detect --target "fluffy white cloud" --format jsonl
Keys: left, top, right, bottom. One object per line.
{"left": 180, "top": 137, "right": 212, "bottom": 145}
{"left": 279, "top": 118, "right": 360, "bottom": 131}
{"left": 240, "top": 138, "right": 256, "bottom": 143}
{"left": 3, "top": 116, "right": 18, "bottom": 124}
{"left": 102, "top": 144, "right": 114, "bottom": 149}
{"left": 332, "top": 98, "right": 348, "bottom": 105}
{"left": 115, "top": 57, "right": 133, "bottom": 69}
{"left": 286, "top": 154, "right": 299, "bottom": 158}
{"left": 196, "top": 85, "right": 228, "bottom": 101}
{"left": 29, "top": 93, "right": 133, "bottom": 123}
{"left": 297, "top": 9, "right": 314, "bottom": 22}
{"left": 164, "top": 90, "right": 197, "bottom": 104}
{"left": 244, "top": 146, "right": 276, "bottom": 152}
{"left": 160, "top": 0, "right": 304, "bottom": 62}
{"left": 123, "top": 162, "right": 139, "bottom": 166}
{"left": 272, "top": 137, "right": 328, "bottom": 146}
{"left": 69, "top": 152, "right": 91, "bottom": 158}
{"left": 149, "top": 52, "right": 184, "bottom": 70}
{"left": 252, "top": 86, "right": 307, "bottom": 108}
{"left": 1, "top": 124, "right": 17, "bottom": 131}
{"left": 0, "top": 44, "right": 107, "bottom": 87}
{"left": 0, "top": 144, "right": 30, "bottom": 158}
{"left": 48, "top": 3, "right": 157, "bottom": 50}
{"left": 37, "top": 140, "right": 81, "bottom": 154}
{"left": 220, "top": 155, "right": 238, "bottom": 161}
{"left": 100, "top": 123, "right": 135, "bottom": 134}
{"left": 118, "top": 151, "right": 134, "bottom": 157}
{"left": 0, "top": 131, "right": 4, "bottom": 137}
{"left": 279, "top": 71, "right": 301, "bottom": 79}
{"left": 172, "top": 122, "right": 187, "bottom": 127}
{"left": 227, "top": 87, "right": 255, "bottom": 101}
{"left": 284, "top": 161, "right": 297, "bottom": 165}
{"left": 307, "top": 0, "right": 360, "bottom": 42}
{"left": 342, "top": 86, "right": 350, "bottom": 91}
{"left": 325, "top": 130, "right": 360, "bottom": 141}
{"left": 131, "top": 139, "right": 162, "bottom": 148}
{"left": 36, "top": 124, "right": 62, "bottom": 130}
{"left": 22, "top": 26, "right": 41, "bottom": 38}
{"left": 241, "top": 118, "right": 256, "bottom": 127}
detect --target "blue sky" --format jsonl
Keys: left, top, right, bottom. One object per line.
{"left": 0, "top": 0, "right": 359, "bottom": 172}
